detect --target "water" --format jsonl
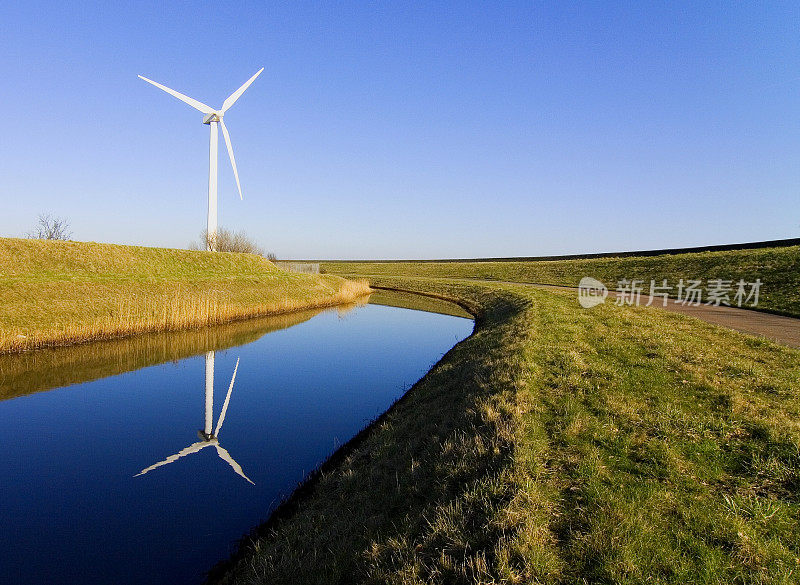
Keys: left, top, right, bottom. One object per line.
{"left": 0, "top": 293, "right": 473, "bottom": 584}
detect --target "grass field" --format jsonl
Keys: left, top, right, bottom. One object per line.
{"left": 322, "top": 244, "right": 800, "bottom": 317}
{"left": 0, "top": 238, "right": 370, "bottom": 353}
{"left": 211, "top": 276, "right": 800, "bottom": 584}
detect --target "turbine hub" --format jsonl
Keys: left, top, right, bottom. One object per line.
{"left": 202, "top": 112, "right": 221, "bottom": 125}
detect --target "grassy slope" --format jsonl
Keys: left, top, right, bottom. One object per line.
{"left": 322, "top": 245, "right": 800, "bottom": 317}
{"left": 0, "top": 238, "right": 369, "bottom": 352}
{"left": 211, "top": 277, "right": 800, "bottom": 585}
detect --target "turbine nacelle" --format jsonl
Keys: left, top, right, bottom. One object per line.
{"left": 202, "top": 113, "right": 221, "bottom": 125}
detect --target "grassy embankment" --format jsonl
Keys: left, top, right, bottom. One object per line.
{"left": 322, "top": 244, "right": 800, "bottom": 317}
{"left": 211, "top": 276, "right": 800, "bottom": 584}
{"left": 0, "top": 238, "right": 369, "bottom": 353}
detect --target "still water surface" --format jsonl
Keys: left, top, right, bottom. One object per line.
{"left": 0, "top": 293, "right": 472, "bottom": 584}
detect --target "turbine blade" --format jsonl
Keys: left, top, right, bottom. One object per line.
{"left": 214, "top": 358, "right": 240, "bottom": 435}
{"left": 215, "top": 444, "right": 255, "bottom": 484}
{"left": 134, "top": 441, "right": 211, "bottom": 477}
{"left": 219, "top": 120, "right": 243, "bottom": 200}
{"left": 220, "top": 68, "right": 264, "bottom": 113}
{"left": 138, "top": 75, "right": 214, "bottom": 114}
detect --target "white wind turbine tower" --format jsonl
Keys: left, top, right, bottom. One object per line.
{"left": 135, "top": 353, "right": 254, "bottom": 484}
{"left": 138, "top": 69, "right": 264, "bottom": 251}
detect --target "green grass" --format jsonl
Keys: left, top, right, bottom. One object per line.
{"left": 322, "top": 245, "right": 800, "bottom": 317}
{"left": 0, "top": 238, "right": 370, "bottom": 352}
{"left": 210, "top": 277, "right": 800, "bottom": 584}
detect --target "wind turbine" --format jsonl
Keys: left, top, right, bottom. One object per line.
{"left": 135, "top": 352, "right": 254, "bottom": 484}
{"left": 138, "top": 69, "right": 264, "bottom": 251}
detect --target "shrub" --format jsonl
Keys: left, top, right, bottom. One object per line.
{"left": 28, "top": 213, "right": 72, "bottom": 240}
{"left": 189, "top": 228, "right": 274, "bottom": 258}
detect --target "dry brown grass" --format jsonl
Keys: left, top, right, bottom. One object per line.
{"left": 1, "top": 280, "right": 371, "bottom": 353}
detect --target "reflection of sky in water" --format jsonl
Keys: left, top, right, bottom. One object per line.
{"left": 0, "top": 300, "right": 473, "bottom": 585}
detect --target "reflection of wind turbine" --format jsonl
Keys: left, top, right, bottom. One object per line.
{"left": 138, "top": 69, "right": 264, "bottom": 250}
{"left": 136, "top": 352, "right": 253, "bottom": 484}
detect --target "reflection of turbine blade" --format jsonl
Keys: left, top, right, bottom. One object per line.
{"left": 214, "top": 358, "right": 239, "bottom": 436}
{"left": 135, "top": 356, "right": 252, "bottom": 483}
{"left": 215, "top": 444, "right": 254, "bottom": 484}
{"left": 134, "top": 441, "right": 213, "bottom": 477}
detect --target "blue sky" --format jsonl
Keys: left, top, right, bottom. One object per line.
{"left": 1, "top": 2, "right": 799, "bottom": 259}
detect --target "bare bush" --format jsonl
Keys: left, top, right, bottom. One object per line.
{"left": 28, "top": 214, "right": 72, "bottom": 240}
{"left": 190, "top": 228, "right": 273, "bottom": 257}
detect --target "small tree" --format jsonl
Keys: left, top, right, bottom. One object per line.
{"left": 189, "top": 228, "right": 274, "bottom": 258}
{"left": 28, "top": 214, "right": 72, "bottom": 240}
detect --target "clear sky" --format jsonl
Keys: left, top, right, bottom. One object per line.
{"left": 1, "top": 2, "right": 798, "bottom": 259}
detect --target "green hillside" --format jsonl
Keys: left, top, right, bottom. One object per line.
{"left": 0, "top": 238, "right": 370, "bottom": 353}
{"left": 323, "top": 245, "right": 800, "bottom": 317}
